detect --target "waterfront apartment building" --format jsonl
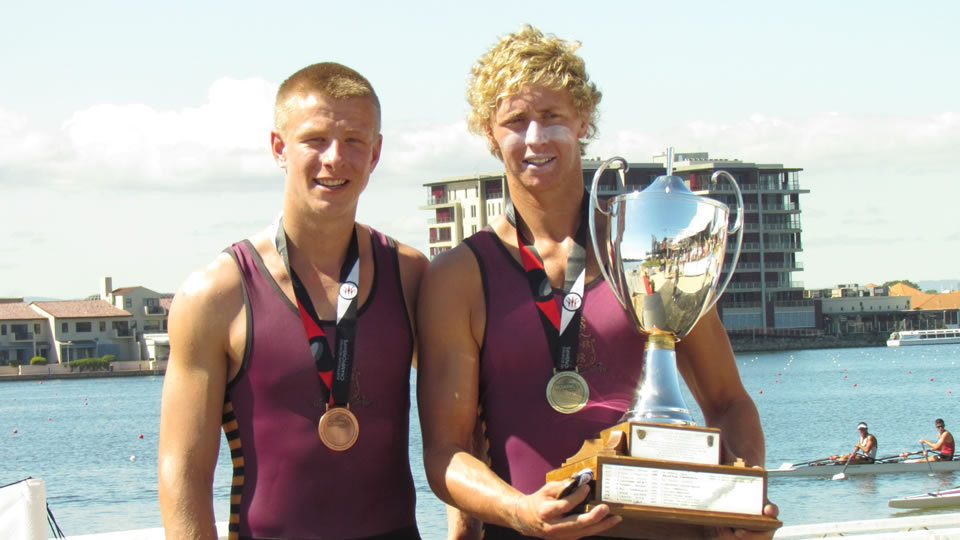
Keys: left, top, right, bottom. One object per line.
{"left": 0, "top": 277, "right": 171, "bottom": 366}
{"left": 421, "top": 152, "right": 809, "bottom": 334}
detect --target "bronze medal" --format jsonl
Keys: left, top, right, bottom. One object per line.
{"left": 546, "top": 371, "right": 589, "bottom": 414}
{"left": 318, "top": 405, "right": 359, "bottom": 451}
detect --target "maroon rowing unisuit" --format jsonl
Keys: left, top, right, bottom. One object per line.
{"left": 464, "top": 228, "right": 647, "bottom": 540}
{"left": 223, "top": 226, "right": 418, "bottom": 540}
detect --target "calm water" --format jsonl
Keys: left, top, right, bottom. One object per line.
{"left": 3, "top": 344, "right": 960, "bottom": 537}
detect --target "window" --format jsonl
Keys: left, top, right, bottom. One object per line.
{"left": 76, "top": 322, "right": 92, "bottom": 332}
{"left": 471, "top": 205, "right": 477, "bottom": 218}
{"left": 124, "top": 298, "right": 133, "bottom": 309}
{"left": 34, "top": 324, "right": 41, "bottom": 334}
{"left": 61, "top": 322, "right": 68, "bottom": 333}
{"left": 0, "top": 324, "right": 5, "bottom": 335}
{"left": 100, "top": 321, "right": 106, "bottom": 332}
{"left": 472, "top": 225, "right": 478, "bottom": 234}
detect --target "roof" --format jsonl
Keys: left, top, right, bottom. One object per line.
{"left": 0, "top": 302, "right": 45, "bottom": 321}
{"left": 913, "top": 292, "right": 960, "bottom": 311}
{"left": 112, "top": 286, "right": 142, "bottom": 295}
{"left": 31, "top": 300, "right": 131, "bottom": 318}
{"left": 889, "top": 282, "right": 924, "bottom": 296}
{"left": 888, "top": 282, "right": 960, "bottom": 311}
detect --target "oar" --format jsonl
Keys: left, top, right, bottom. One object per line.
{"left": 876, "top": 451, "right": 922, "bottom": 463}
{"left": 832, "top": 447, "right": 860, "bottom": 480}
{"left": 778, "top": 455, "right": 839, "bottom": 470}
{"left": 921, "top": 443, "right": 937, "bottom": 478}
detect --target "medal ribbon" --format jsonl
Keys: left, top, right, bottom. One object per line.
{"left": 504, "top": 192, "right": 588, "bottom": 372}
{"left": 273, "top": 218, "right": 360, "bottom": 407}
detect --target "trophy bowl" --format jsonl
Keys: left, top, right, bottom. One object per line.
{"left": 588, "top": 154, "right": 744, "bottom": 425}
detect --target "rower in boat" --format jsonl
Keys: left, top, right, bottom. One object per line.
{"left": 920, "top": 418, "right": 955, "bottom": 462}
{"left": 841, "top": 422, "right": 878, "bottom": 464}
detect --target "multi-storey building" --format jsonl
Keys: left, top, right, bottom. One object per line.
{"left": 421, "top": 152, "right": 810, "bottom": 333}
{"left": 99, "top": 276, "right": 172, "bottom": 360}
{"left": 30, "top": 300, "right": 136, "bottom": 362}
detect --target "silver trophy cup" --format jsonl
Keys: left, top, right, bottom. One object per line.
{"left": 589, "top": 154, "right": 743, "bottom": 425}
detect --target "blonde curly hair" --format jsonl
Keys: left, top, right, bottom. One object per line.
{"left": 467, "top": 25, "right": 602, "bottom": 159}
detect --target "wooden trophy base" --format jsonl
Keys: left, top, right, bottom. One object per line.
{"left": 546, "top": 422, "right": 781, "bottom": 539}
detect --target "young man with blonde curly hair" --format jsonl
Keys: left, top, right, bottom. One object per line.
{"left": 418, "top": 26, "right": 778, "bottom": 539}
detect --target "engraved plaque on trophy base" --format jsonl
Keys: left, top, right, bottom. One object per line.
{"left": 546, "top": 422, "right": 780, "bottom": 539}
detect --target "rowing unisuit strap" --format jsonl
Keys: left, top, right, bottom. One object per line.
{"left": 273, "top": 218, "right": 360, "bottom": 408}
{"left": 504, "top": 192, "right": 588, "bottom": 374}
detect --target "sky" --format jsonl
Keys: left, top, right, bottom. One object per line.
{"left": 2, "top": 1, "right": 958, "bottom": 299}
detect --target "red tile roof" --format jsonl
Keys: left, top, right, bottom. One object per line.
{"left": 0, "top": 303, "right": 45, "bottom": 320}
{"left": 31, "top": 300, "right": 131, "bottom": 318}
{"left": 112, "top": 287, "right": 141, "bottom": 295}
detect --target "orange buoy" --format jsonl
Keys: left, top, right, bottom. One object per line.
{"left": 12, "top": 429, "right": 17, "bottom": 434}
{"left": 138, "top": 434, "right": 144, "bottom": 439}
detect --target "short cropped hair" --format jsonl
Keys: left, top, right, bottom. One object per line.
{"left": 274, "top": 62, "right": 381, "bottom": 136}
{"left": 466, "top": 25, "right": 602, "bottom": 158}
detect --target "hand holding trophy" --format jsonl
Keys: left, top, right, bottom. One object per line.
{"left": 546, "top": 149, "right": 780, "bottom": 538}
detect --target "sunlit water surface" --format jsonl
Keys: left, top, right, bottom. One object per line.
{"left": 3, "top": 344, "right": 960, "bottom": 537}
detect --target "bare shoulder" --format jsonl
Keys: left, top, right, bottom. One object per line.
{"left": 419, "top": 242, "right": 485, "bottom": 335}
{"left": 393, "top": 238, "right": 429, "bottom": 285}
{"left": 168, "top": 248, "right": 245, "bottom": 356}
{"left": 423, "top": 241, "right": 481, "bottom": 287}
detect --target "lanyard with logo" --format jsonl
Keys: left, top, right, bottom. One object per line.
{"left": 273, "top": 218, "right": 361, "bottom": 450}
{"left": 505, "top": 192, "right": 589, "bottom": 414}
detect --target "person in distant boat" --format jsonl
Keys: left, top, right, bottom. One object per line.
{"left": 157, "top": 62, "right": 427, "bottom": 540}
{"left": 844, "top": 422, "right": 878, "bottom": 464}
{"left": 417, "top": 24, "right": 778, "bottom": 539}
{"left": 920, "top": 418, "right": 955, "bottom": 461}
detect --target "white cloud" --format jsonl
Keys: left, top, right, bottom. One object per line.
{"left": 0, "top": 78, "right": 278, "bottom": 191}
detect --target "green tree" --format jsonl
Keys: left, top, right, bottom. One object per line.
{"left": 30, "top": 357, "right": 48, "bottom": 365}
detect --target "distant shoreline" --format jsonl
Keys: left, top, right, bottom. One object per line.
{"left": 0, "top": 369, "right": 164, "bottom": 383}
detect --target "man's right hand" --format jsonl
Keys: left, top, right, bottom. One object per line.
{"left": 512, "top": 480, "right": 622, "bottom": 539}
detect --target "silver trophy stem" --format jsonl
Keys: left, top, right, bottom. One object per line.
{"left": 621, "top": 334, "right": 695, "bottom": 425}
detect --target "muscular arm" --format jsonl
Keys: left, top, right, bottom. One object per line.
{"left": 395, "top": 241, "right": 428, "bottom": 370}
{"left": 922, "top": 432, "right": 947, "bottom": 451}
{"left": 416, "top": 248, "right": 616, "bottom": 537}
{"left": 676, "top": 307, "right": 764, "bottom": 467}
{"left": 158, "top": 254, "right": 243, "bottom": 539}
{"left": 676, "top": 307, "right": 778, "bottom": 537}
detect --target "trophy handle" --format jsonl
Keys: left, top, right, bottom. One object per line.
{"left": 706, "top": 170, "right": 744, "bottom": 310}
{"left": 589, "top": 157, "right": 629, "bottom": 308}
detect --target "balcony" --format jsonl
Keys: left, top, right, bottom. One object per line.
{"left": 427, "top": 216, "right": 455, "bottom": 225}
{"left": 425, "top": 195, "right": 452, "bottom": 206}
{"left": 12, "top": 332, "right": 34, "bottom": 342}
{"left": 144, "top": 305, "right": 166, "bottom": 317}
{"left": 761, "top": 203, "right": 798, "bottom": 212}
{"left": 765, "top": 261, "right": 804, "bottom": 271}
{"left": 768, "top": 281, "right": 805, "bottom": 290}
{"left": 113, "top": 328, "right": 134, "bottom": 339}
{"left": 762, "top": 222, "right": 801, "bottom": 232}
